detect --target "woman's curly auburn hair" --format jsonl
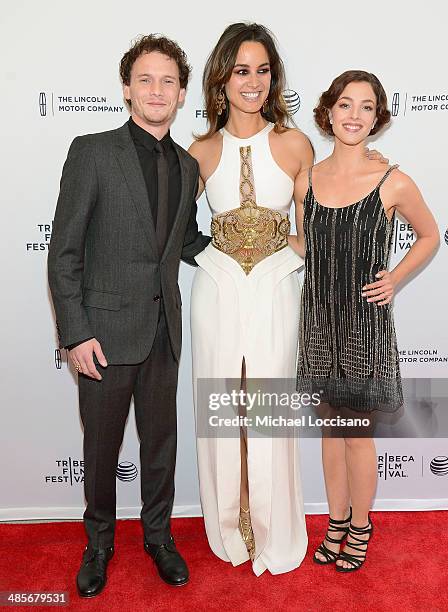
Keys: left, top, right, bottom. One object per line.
{"left": 120, "top": 34, "right": 191, "bottom": 105}
{"left": 314, "top": 70, "right": 391, "bottom": 136}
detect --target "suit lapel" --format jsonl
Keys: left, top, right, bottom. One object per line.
{"left": 113, "top": 124, "right": 158, "bottom": 257}
{"left": 160, "top": 142, "right": 191, "bottom": 261}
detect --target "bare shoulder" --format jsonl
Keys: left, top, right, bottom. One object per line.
{"left": 378, "top": 167, "right": 426, "bottom": 218}
{"left": 188, "top": 132, "right": 223, "bottom": 181}
{"left": 187, "top": 139, "right": 202, "bottom": 159}
{"left": 188, "top": 134, "right": 220, "bottom": 160}
{"left": 274, "top": 127, "right": 313, "bottom": 155}
{"left": 270, "top": 127, "right": 314, "bottom": 179}
{"left": 382, "top": 167, "right": 421, "bottom": 197}
{"left": 387, "top": 168, "right": 417, "bottom": 189}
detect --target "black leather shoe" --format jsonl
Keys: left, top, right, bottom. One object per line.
{"left": 76, "top": 546, "right": 114, "bottom": 598}
{"left": 144, "top": 536, "right": 189, "bottom": 586}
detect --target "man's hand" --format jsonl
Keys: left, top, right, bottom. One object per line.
{"left": 365, "top": 147, "right": 389, "bottom": 164}
{"left": 69, "top": 338, "right": 108, "bottom": 380}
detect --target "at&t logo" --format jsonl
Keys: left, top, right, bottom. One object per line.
{"left": 430, "top": 456, "right": 448, "bottom": 476}
{"left": 116, "top": 461, "right": 138, "bottom": 482}
{"left": 282, "top": 89, "right": 301, "bottom": 115}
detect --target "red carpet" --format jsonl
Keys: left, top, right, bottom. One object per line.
{"left": 0, "top": 513, "right": 446, "bottom": 611}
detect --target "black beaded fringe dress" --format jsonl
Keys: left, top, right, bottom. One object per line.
{"left": 297, "top": 166, "right": 403, "bottom": 412}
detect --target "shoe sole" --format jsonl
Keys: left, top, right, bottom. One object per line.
{"left": 76, "top": 577, "right": 107, "bottom": 598}
{"left": 155, "top": 567, "right": 189, "bottom": 587}
{"left": 335, "top": 565, "right": 364, "bottom": 573}
{"left": 159, "top": 575, "right": 189, "bottom": 587}
{"left": 313, "top": 556, "right": 337, "bottom": 565}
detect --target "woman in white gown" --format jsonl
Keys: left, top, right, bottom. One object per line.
{"left": 189, "top": 23, "right": 314, "bottom": 576}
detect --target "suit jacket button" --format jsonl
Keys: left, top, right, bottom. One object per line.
{"left": 153, "top": 295, "right": 161, "bottom": 302}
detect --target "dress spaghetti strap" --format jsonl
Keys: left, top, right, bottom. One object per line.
{"left": 377, "top": 164, "right": 399, "bottom": 188}
{"left": 308, "top": 166, "right": 313, "bottom": 188}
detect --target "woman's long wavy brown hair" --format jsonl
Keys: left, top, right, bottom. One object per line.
{"left": 195, "top": 23, "right": 289, "bottom": 141}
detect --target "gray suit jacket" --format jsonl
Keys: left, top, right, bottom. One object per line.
{"left": 48, "top": 122, "right": 210, "bottom": 364}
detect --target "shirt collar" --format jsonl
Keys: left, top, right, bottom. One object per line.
{"left": 128, "top": 117, "right": 172, "bottom": 153}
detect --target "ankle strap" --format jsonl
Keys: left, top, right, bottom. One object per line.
{"left": 349, "top": 520, "right": 372, "bottom": 534}
{"left": 328, "top": 508, "right": 352, "bottom": 526}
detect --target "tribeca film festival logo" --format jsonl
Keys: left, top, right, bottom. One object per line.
{"left": 39, "top": 91, "right": 125, "bottom": 117}
{"left": 393, "top": 219, "right": 415, "bottom": 254}
{"left": 45, "top": 458, "right": 84, "bottom": 485}
{"left": 26, "top": 221, "right": 52, "bottom": 252}
{"left": 429, "top": 456, "right": 448, "bottom": 476}
{"left": 44, "top": 459, "right": 138, "bottom": 485}
{"left": 390, "top": 91, "right": 448, "bottom": 117}
{"left": 377, "top": 452, "right": 416, "bottom": 480}
{"left": 194, "top": 89, "right": 301, "bottom": 119}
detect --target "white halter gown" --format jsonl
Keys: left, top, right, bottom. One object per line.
{"left": 191, "top": 123, "right": 308, "bottom": 576}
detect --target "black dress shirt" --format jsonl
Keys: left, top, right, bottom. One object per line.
{"left": 127, "top": 117, "right": 181, "bottom": 230}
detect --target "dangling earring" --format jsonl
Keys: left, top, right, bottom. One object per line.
{"left": 262, "top": 98, "right": 268, "bottom": 113}
{"left": 328, "top": 112, "right": 333, "bottom": 125}
{"left": 370, "top": 121, "right": 377, "bottom": 132}
{"left": 215, "top": 89, "right": 226, "bottom": 116}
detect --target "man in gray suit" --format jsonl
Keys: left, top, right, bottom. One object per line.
{"left": 48, "top": 35, "right": 210, "bottom": 597}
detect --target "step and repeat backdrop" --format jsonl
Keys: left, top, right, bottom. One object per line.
{"left": 1, "top": 0, "right": 447, "bottom": 520}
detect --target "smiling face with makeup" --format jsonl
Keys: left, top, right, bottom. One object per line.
{"left": 328, "top": 81, "right": 378, "bottom": 146}
{"left": 224, "top": 41, "right": 271, "bottom": 117}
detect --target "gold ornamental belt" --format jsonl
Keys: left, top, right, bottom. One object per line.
{"left": 211, "top": 145, "right": 290, "bottom": 275}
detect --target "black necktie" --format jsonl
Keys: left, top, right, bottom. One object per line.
{"left": 154, "top": 141, "right": 169, "bottom": 256}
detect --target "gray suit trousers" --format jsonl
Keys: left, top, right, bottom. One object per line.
{"left": 79, "top": 306, "right": 178, "bottom": 548}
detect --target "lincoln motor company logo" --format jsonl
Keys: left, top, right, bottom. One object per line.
{"left": 39, "top": 92, "right": 47, "bottom": 117}
{"left": 391, "top": 92, "right": 400, "bottom": 117}
{"left": 388, "top": 90, "right": 448, "bottom": 116}
{"left": 54, "top": 348, "right": 69, "bottom": 370}
{"left": 39, "top": 91, "right": 125, "bottom": 117}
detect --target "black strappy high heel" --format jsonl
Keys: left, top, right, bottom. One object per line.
{"left": 336, "top": 518, "right": 374, "bottom": 572}
{"left": 313, "top": 508, "right": 352, "bottom": 565}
